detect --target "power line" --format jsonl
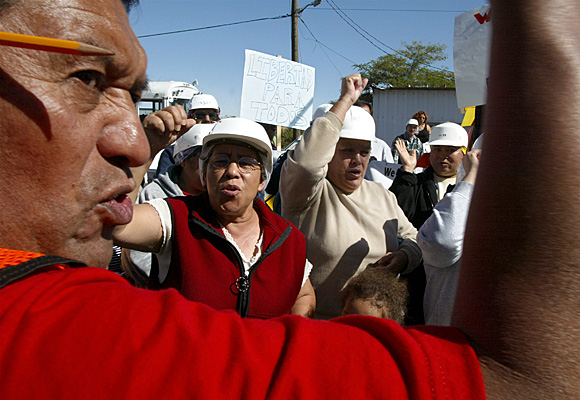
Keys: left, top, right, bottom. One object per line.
{"left": 326, "top": 0, "right": 398, "bottom": 54}
{"left": 135, "top": 4, "right": 455, "bottom": 83}
{"left": 325, "top": 0, "right": 389, "bottom": 55}
{"left": 299, "top": 18, "right": 356, "bottom": 64}
{"left": 315, "top": 8, "right": 469, "bottom": 13}
{"left": 325, "top": 0, "right": 454, "bottom": 80}
{"left": 137, "top": 14, "right": 291, "bottom": 39}
{"left": 299, "top": 18, "right": 348, "bottom": 76}
{"left": 134, "top": 7, "right": 474, "bottom": 40}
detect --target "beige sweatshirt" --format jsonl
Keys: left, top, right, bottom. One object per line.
{"left": 280, "top": 111, "right": 422, "bottom": 318}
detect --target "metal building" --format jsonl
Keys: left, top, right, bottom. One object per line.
{"left": 373, "top": 87, "right": 464, "bottom": 145}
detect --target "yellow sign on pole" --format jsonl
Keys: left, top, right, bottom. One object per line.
{"left": 461, "top": 106, "right": 476, "bottom": 126}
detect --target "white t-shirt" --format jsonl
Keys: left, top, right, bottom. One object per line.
{"left": 434, "top": 175, "right": 457, "bottom": 202}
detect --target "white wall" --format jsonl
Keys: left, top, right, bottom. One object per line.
{"left": 373, "top": 88, "right": 464, "bottom": 145}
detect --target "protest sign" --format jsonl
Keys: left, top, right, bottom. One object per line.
{"left": 240, "top": 49, "right": 315, "bottom": 130}
{"left": 365, "top": 161, "right": 401, "bottom": 190}
{"left": 453, "top": 4, "right": 491, "bottom": 108}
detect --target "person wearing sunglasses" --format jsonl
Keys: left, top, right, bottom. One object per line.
{"left": 190, "top": 110, "right": 220, "bottom": 123}
{"left": 114, "top": 116, "right": 316, "bottom": 319}
{"left": 187, "top": 93, "right": 221, "bottom": 124}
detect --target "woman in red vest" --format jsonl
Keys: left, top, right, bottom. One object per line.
{"left": 114, "top": 116, "right": 315, "bottom": 318}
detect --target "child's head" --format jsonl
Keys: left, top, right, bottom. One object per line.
{"left": 341, "top": 267, "right": 408, "bottom": 325}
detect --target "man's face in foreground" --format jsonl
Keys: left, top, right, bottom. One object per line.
{"left": 0, "top": 0, "right": 149, "bottom": 267}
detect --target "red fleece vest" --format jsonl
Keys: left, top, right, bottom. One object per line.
{"left": 155, "top": 195, "right": 307, "bottom": 319}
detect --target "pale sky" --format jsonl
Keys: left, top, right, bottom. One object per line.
{"left": 129, "top": 1, "right": 487, "bottom": 117}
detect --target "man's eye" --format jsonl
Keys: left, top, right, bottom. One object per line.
{"left": 72, "top": 70, "right": 104, "bottom": 89}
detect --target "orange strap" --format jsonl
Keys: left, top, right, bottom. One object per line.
{"left": 0, "top": 248, "right": 84, "bottom": 290}
{"left": 0, "top": 248, "right": 48, "bottom": 269}
{"left": 0, "top": 247, "right": 69, "bottom": 275}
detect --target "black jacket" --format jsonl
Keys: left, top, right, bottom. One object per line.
{"left": 389, "top": 166, "right": 454, "bottom": 229}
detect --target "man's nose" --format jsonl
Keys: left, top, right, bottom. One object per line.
{"left": 97, "top": 104, "right": 150, "bottom": 168}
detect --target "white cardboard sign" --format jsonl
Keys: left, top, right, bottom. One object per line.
{"left": 365, "top": 161, "right": 402, "bottom": 190}
{"left": 240, "top": 49, "right": 315, "bottom": 130}
{"left": 453, "top": 4, "right": 491, "bottom": 108}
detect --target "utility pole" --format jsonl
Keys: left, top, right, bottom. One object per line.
{"left": 291, "top": 0, "right": 321, "bottom": 63}
{"left": 291, "top": 0, "right": 300, "bottom": 139}
{"left": 291, "top": 0, "right": 300, "bottom": 63}
{"left": 290, "top": 0, "right": 320, "bottom": 139}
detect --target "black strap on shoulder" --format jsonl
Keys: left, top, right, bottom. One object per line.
{"left": 0, "top": 255, "right": 85, "bottom": 290}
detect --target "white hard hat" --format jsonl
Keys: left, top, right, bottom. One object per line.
{"left": 406, "top": 118, "right": 419, "bottom": 126}
{"left": 340, "top": 105, "right": 375, "bottom": 141}
{"left": 312, "top": 103, "right": 333, "bottom": 121}
{"left": 429, "top": 122, "right": 468, "bottom": 148}
{"left": 173, "top": 123, "right": 214, "bottom": 164}
{"left": 203, "top": 117, "right": 273, "bottom": 176}
{"left": 188, "top": 93, "right": 219, "bottom": 110}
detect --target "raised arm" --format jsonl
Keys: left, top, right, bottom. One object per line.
{"left": 417, "top": 150, "right": 480, "bottom": 268}
{"left": 328, "top": 74, "right": 367, "bottom": 121}
{"left": 127, "top": 106, "right": 195, "bottom": 203}
{"left": 280, "top": 74, "right": 367, "bottom": 212}
{"left": 113, "top": 106, "right": 195, "bottom": 252}
{"left": 394, "top": 140, "right": 417, "bottom": 173}
{"left": 453, "top": 1, "right": 580, "bottom": 398}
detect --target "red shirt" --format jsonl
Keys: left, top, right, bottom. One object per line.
{"left": 0, "top": 248, "right": 485, "bottom": 399}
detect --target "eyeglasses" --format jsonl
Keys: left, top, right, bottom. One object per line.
{"left": 189, "top": 110, "right": 219, "bottom": 122}
{"left": 209, "top": 154, "right": 261, "bottom": 173}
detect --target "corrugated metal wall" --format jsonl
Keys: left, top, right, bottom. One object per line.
{"left": 373, "top": 88, "right": 464, "bottom": 145}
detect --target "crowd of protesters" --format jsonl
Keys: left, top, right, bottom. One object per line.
{"left": 119, "top": 80, "right": 473, "bottom": 327}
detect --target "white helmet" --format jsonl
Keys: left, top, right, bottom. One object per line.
{"left": 312, "top": 103, "right": 333, "bottom": 121}
{"left": 188, "top": 93, "right": 219, "bottom": 111}
{"left": 340, "top": 105, "right": 375, "bottom": 141}
{"left": 173, "top": 123, "right": 214, "bottom": 164}
{"left": 429, "top": 122, "right": 468, "bottom": 148}
{"left": 202, "top": 117, "right": 273, "bottom": 176}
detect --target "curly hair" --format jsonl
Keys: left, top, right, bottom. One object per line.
{"left": 341, "top": 267, "right": 408, "bottom": 325}
{"left": 412, "top": 111, "right": 428, "bottom": 125}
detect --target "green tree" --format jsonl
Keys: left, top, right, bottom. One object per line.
{"left": 279, "top": 126, "right": 305, "bottom": 148}
{"left": 354, "top": 41, "right": 455, "bottom": 98}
